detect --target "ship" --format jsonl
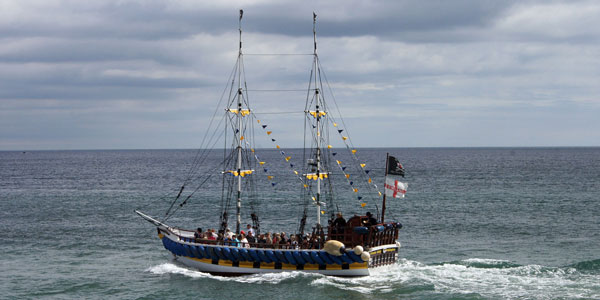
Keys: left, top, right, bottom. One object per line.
{"left": 136, "top": 10, "right": 408, "bottom": 277}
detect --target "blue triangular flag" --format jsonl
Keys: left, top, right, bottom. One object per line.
{"left": 338, "top": 129, "right": 343, "bottom": 133}
{"left": 262, "top": 125, "right": 267, "bottom": 129}
{"left": 290, "top": 164, "right": 294, "bottom": 168}
{"left": 358, "top": 196, "right": 362, "bottom": 200}
{"left": 271, "top": 139, "right": 275, "bottom": 142}
{"left": 332, "top": 152, "right": 337, "bottom": 156}
{"left": 264, "top": 168, "right": 268, "bottom": 172}
{"left": 342, "top": 166, "right": 346, "bottom": 171}
{"left": 365, "top": 170, "right": 370, "bottom": 174}
{"left": 350, "top": 181, "right": 354, "bottom": 185}
{"left": 272, "top": 182, "right": 276, "bottom": 186}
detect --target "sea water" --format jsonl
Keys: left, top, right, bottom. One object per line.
{"left": 1, "top": 148, "right": 599, "bottom": 299}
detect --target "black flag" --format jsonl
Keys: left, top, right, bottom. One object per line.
{"left": 387, "top": 155, "right": 405, "bottom": 177}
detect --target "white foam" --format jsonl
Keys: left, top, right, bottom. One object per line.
{"left": 146, "top": 260, "right": 600, "bottom": 299}
{"left": 146, "top": 263, "right": 321, "bottom": 284}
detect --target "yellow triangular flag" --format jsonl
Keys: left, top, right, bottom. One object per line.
{"left": 303, "top": 184, "right": 308, "bottom": 188}
{"left": 342, "top": 136, "right": 348, "bottom": 141}
{"left": 259, "top": 161, "right": 265, "bottom": 165}
{"left": 353, "top": 188, "right": 358, "bottom": 193}
{"left": 345, "top": 174, "right": 350, "bottom": 179}
{"left": 240, "top": 136, "right": 244, "bottom": 140}
{"left": 251, "top": 148, "right": 255, "bottom": 153}
{"left": 352, "top": 149, "right": 357, "bottom": 154}
{"left": 378, "top": 191, "right": 382, "bottom": 196}
{"left": 327, "top": 145, "right": 332, "bottom": 149}
{"left": 285, "top": 156, "right": 291, "bottom": 161}
{"left": 267, "top": 131, "right": 272, "bottom": 135}
{"left": 361, "top": 203, "right": 366, "bottom": 207}
{"left": 333, "top": 123, "right": 337, "bottom": 127}
{"left": 294, "top": 170, "right": 299, "bottom": 175}
{"left": 368, "top": 178, "right": 372, "bottom": 183}
{"left": 321, "top": 210, "right": 325, "bottom": 215}
{"left": 360, "top": 163, "right": 366, "bottom": 168}
{"left": 276, "top": 145, "right": 280, "bottom": 149}
{"left": 267, "top": 176, "right": 273, "bottom": 180}
{"left": 336, "top": 160, "right": 341, "bottom": 165}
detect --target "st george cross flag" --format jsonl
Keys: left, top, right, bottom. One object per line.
{"left": 387, "top": 155, "right": 405, "bottom": 177}
{"left": 384, "top": 177, "right": 408, "bottom": 198}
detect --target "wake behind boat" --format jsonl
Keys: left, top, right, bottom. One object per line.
{"left": 136, "top": 11, "right": 408, "bottom": 277}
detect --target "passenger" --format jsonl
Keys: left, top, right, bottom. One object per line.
{"left": 290, "top": 235, "right": 299, "bottom": 249}
{"left": 273, "top": 233, "right": 281, "bottom": 249}
{"left": 246, "top": 224, "right": 255, "bottom": 237}
{"left": 258, "top": 234, "right": 267, "bottom": 247}
{"left": 194, "top": 227, "right": 203, "bottom": 240}
{"left": 265, "top": 232, "right": 273, "bottom": 246}
{"left": 333, "top": 213, "right": 347, "bottom": 234}
{"left": 223, "top": 234, "right": 232, "bottom": 246}
{"left": 207, "top": 229, "right": 217, "bottom": 240}
{"left": 246, "top": 231, "right": 256, "bottom": 245}
{"left": 231, "top": 234, "right": 240, "bottom": 247}
{"left": 364, "top": 211, "right": 378, "bottom": 227}
{"left": 239, "top": 233, "right": 249, "bottom": 248}
{"left": 279, "top": 232, "right": 289, "bottom": 248}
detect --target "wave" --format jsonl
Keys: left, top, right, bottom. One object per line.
{"left": 566, "top": 258, "right": 600, "bottom": 273}
{"left": 146, "top": 258, "right": 600, "bottom": 299}
{"left": 433, "top": 258, "right": 522, "bottom": 269}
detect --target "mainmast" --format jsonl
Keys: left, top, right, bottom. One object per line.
{"left": 235, "top": 9, "right": 244, "bottom": 234}
{"left": 313, "top": 12, "right": 322, "bottom": 227}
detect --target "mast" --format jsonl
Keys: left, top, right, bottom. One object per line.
{"left": 381, "top": 153, "right": 389, "bottom": 223}
{"left": 313, "top": 12, "right": 322, "bottom": 227}
{"left": 236, "top": 9, "right": 244, "bottom": 234}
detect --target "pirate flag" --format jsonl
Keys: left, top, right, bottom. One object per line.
{"left": 387, "top": 155, "right": 405, "bottom": 177}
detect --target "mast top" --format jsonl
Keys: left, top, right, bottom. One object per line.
{"left": 313, "top": 12, "right": 317, "bottom": 55}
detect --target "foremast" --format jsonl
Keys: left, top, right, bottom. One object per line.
{"left": 235, "top": 9, "right": 244, "bottom": 234}
{"left": 313, "top": 12, "right": 322, "bottom": 227}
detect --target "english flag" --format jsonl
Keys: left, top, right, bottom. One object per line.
{"left": 384, "top": 177, "right": 408, "bottom": 198}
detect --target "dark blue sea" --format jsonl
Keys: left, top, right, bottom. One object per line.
{"left": 1, "top": 147, "right": 599, "bottom": 299}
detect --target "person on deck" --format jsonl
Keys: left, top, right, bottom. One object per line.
{"left": 246, "top": 231, "right": 256, "bottom": 245}
{"left": 332, "top": 213, "right": 347, "bottom": 234}
{"left": 364, "top": 211, "right": 378, "bottom": 227}
{"left": 246, "top": 224, "right": 255, "bottom": 237}
{"left": 239, "top": 233, "right": 249, "bottom": 248}
{"left": 194, "top": 227, "right": 203, "bottom": 240}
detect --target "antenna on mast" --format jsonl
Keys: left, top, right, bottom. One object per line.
{"left": 313, "top": 12, "right": 317, "bottom": 55}
{"left": 239, "top": 9, "right": 244, "bottom": 54}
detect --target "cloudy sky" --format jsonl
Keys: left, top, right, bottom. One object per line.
{"left": 1, "top": 0, "right": 599, "bottom": 150}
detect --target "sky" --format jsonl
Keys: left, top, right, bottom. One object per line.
{"left": 1, "top": 0, "right": 599, "bottom": 150}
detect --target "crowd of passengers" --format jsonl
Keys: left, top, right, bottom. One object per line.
{"left": 192, "top": 224, "right": 317, "bottom": 249}
{"left": 190, "top": 212, "right": 380, "bottom": 249}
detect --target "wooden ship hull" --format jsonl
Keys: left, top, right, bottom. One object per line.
{"left": 139, "top": 211, "right": 401, "bottom": 277}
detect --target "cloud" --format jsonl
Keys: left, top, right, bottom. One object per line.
{"left": 0, "top": 0, "right": 599, "bottom": 150}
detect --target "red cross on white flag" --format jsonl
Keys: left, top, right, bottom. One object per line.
{"left": 384, "top": 177, "right": 407, "bottom": 198}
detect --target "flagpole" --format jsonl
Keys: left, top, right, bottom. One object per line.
{"left": 381, "top": 152, "right": 389, "bottom": 223}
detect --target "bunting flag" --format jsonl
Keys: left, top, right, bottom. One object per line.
{"left": 267, "top": 131, "right": 272, "bottom": 135}
{"left": 360, "top": 163, "right": 366, "bottom": 168}
{"left": 259, "top": 161, "right": 265, "bottom": 165}
{"left": 384, "top": 178, "right": 408, "bottom": 198}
